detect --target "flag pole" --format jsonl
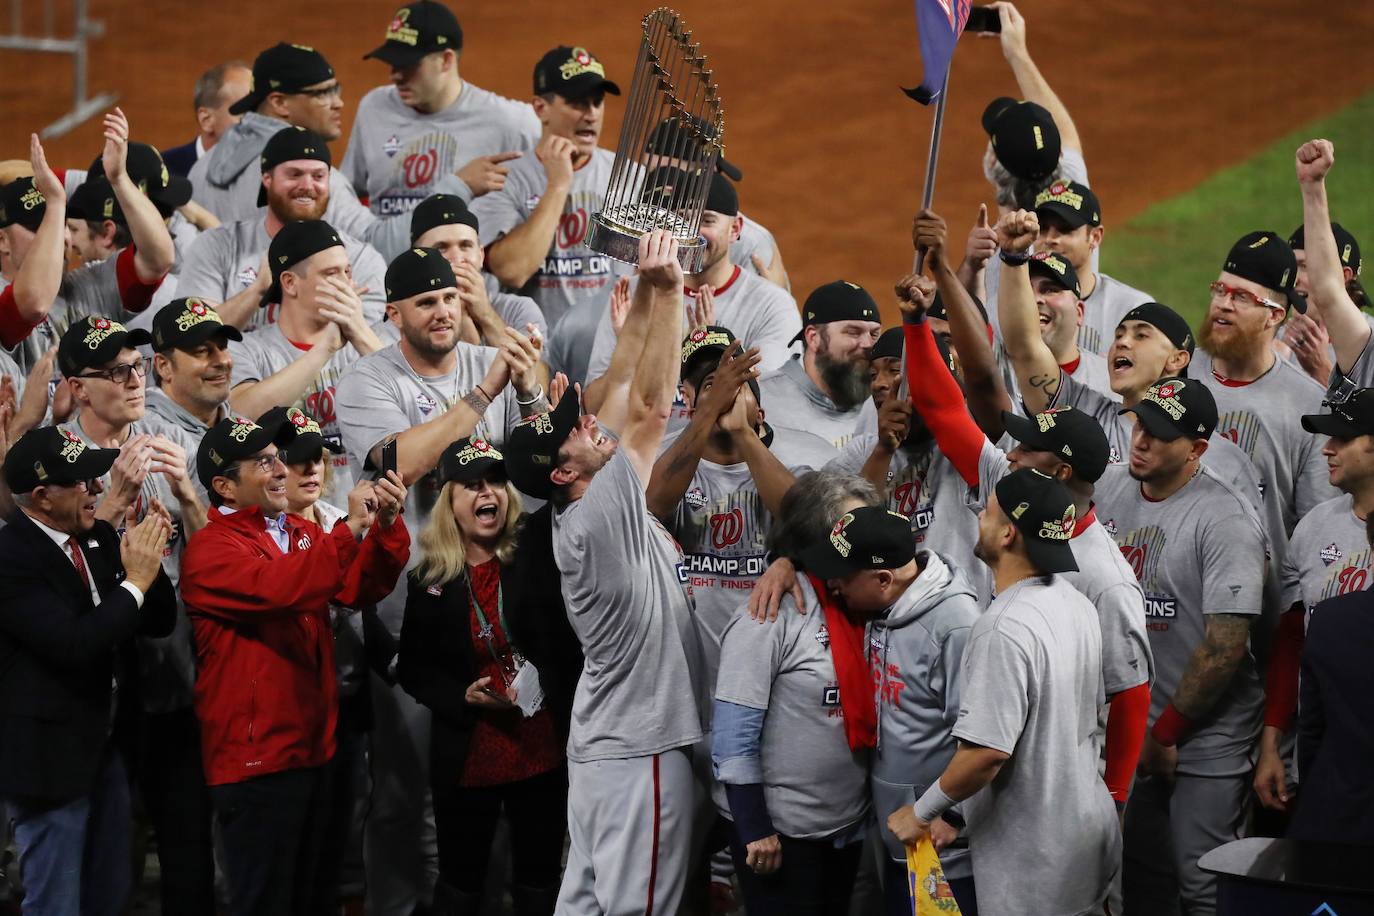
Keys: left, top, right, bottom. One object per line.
{"left": 900, "top": 63, "right": 951, "bottom": 403}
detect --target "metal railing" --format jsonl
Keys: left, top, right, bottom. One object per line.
{"left": 0, "top": 0, "right": 116, "bottom": 138}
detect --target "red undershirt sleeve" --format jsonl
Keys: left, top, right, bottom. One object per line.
{"left": 1263, "top": 606, "right": 1305, "bottom": 730}
{"left": 114, "top": 245, "right": 165, "bottom": 314}
{"left": 1104, "top": 681, "right": 1150, "bottom": 802}
{"left": 0, "top": 284, "right": 40, "bottom": 349}
{"left": 903, "top": 318, "right": 984, "bottom": 486}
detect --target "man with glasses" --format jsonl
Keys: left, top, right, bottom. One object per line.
{"left": 0, "top": 425, "right": 176, "bottom": 916}
{"left": 56, "top": 313, "right": 219, "bottom": 910}
{"left": 180, "top": 412, "right": 411, "bottom": 916}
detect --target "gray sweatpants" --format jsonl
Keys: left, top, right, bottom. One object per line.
{"left": 1121, "top": 771, "right": 1249, "bottom": 916}
{"left": 555, "top": 748, "right": 696, "bottom": 916}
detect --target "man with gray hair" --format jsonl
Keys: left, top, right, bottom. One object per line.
{"left": 162, "top": 62, "right": 253, "bottom": 178}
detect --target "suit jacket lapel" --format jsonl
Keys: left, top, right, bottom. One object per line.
{"left": 11, "top": 511, "right": 96, "bottom": 611}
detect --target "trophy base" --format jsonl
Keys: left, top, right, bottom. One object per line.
{"left": 587, "top": 210, "right": 706, "bottom": 274}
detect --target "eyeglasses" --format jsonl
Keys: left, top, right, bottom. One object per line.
{"left": 78, "top": 360, "right": 148, "bottom": 385}
{"left": 51, "top": 478, "right": 101, "bottom": 492}
{"left": 241, "top": 452, "right": 285, "bottom": 474}
{"left": 1209, "top": 281, "right": 1284, "bottom": 312}
{"left": 294, "top": 83, "right": 342, "bottom": 102}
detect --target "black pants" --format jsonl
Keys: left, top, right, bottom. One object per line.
{"left": 434, "top": 765, "right": 568, "bottom": 895}
{"left": 210, "top": 763, "right": 334, "bottom": 916}
{"left": 311, "top": 692, "right": 368, "bottom": 913}
{"left": 137, "top": 706, "right": 215, "bottom": 916}
{"left": 882, "top": 855, "right": 979, "bottom": 916}
{"left": 726, "top": 821, "right": 862, "bottom": 916}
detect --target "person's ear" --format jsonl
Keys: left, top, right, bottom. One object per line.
{"left": 1088, "top": 225, "right": 1105, "bottom": 250}
{"left": 211, "top": 475, "right": 236, "bottom": 504}
{"left": 550, "top": 466, "right": 577, "bottom": 487}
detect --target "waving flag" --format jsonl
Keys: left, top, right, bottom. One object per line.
{"left": 906, "top": 837, "right": 964, "bottom": 914}
{"left": 902, "top": 0, "right": 972, "bottom": 104}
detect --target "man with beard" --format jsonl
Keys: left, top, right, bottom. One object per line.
{"left": 759, "top": 281, "right": 881, "bottom": 449}
{"left": 888, "top": 468, "right": 1120, "bottom": 916}
{"left": 178, "top": 127, "right": 388, "bottom": 331}
{"left": 470, "top": 45, "right": 630, "bottom": 384}
{"left": 343, "top": 1, "right": 540, "bottom": 219}
{"left": 1190, "top": 232, "right": 1335, "bottom": 585}
{"left": 584, "top": 169, "right": 801, "bottom": 388}
{"left": 1093, "top": 378, "right": 1267, "bottom": 915}
{"left": 226, "top": 220, "right": 384, "bottom": 508}
{"left": 333, "top": 245, "right": 542, "bottom": 916}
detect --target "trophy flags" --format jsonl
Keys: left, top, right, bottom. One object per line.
{"left": 906, "top": 837, "right": 964, "bottom": 914}
{"left": 902, "top": 0, "right": 973, "bottom": 104}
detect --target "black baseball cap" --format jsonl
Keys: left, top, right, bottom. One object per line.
{"left": 437, "top": 435, "right": 506, "bottom": 484}
{"left": 196, "top": 414, "right": 297, "bottom": 492}
{"left": 1288, "top": 222, "right": 1363, "bottom": 277}
{"left": 230, "top": 43, "right": 336, "bottom": 116}
{"left": 152, "top": 297, "right": 243, "bottom": 352}
{"left": 533, "top": 46, "right": 620, "bottom": 100}
{"left": 870, "top": 326, "right": 955, "bottom": 376}
{"left": 1118, "top": 302, "right": 1194, "bottom": 360}
{"left": 0, "top": 177, "right": 47, "bottom": 231}
{"left": 503, "top": 391, "right": 582, "bottom": 499}
{"left": 364, "top": 1, "right": 463, "bottom": 68}
{"left": 1222, "top": 231, "right": 1299, "bottom": 311}
{"left": 681, "top": 325, "right": 737, "bottom": 381}
{"left": 798, "top": 506, "right": 916, "bottom": 579}
{"left": 257, "top": 406, "right": 343, "bottom": 464}
{"left": 1002, "top": 407, "right": 1111, "bottom": 483}
{"left": 86, "top": 141, "right": 192, "bottom": 217}
{"left": 983, "top": 98, "right": 1061, "bottom": 182}
{"left": 1302, "top": 388, "right": 1374, "bottom": 439}
{"left": 1028, "top": 251, "right": 1080, "bottom": 298}
{"left": 409, "top": 193, "right": 479, "bottom": 244}
{"left": 1121, "top": 376, "right": 1218, "bottom": 442}
{"left": 994, "top": 467, "right": 1078, "bottom": 574}
{"left": 256, "top": 126, "right": 332, "bottom": 207}
{"left": 66, "top": 177, "right": 124, "bottom": 225}
{"left": 57, "top": 316, "right": 153, "bottom": 378}
{"left": 262, "top": 219, "right": 345, "bottom": 306}
{"left": 3, "top": 425, "right": 119, "bottom": 494}
{"left": 1034, "top": 180, "right": 1101, "bottom": 229}
{"left": 791, "top": 281, "right": 881, "bottom": 344}
{"left": 643, "top": 166, "right": 739, "bottom": 217}
{"left": 644, "top": 115, "right": 741, "bottom": 182}
{"left": 386, "top": 246, "right": 457, "bottom": 303}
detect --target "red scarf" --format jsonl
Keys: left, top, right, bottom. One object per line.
{"left": 807, "top": 574, "right": 877, "bottom": 751}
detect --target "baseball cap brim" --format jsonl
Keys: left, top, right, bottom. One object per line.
{"left": 1119, "top": 402, "right": 1187, "bottom": 442}
{"left": 557, "top": 75, "right": 621, "bottom": 100}
{"left": 152, "top": 175, "right": 194, "bottom": 212}
{"left": 1021, "top": 535, "right": 1078, "bottom": 574}
{"left": 797, "top": 541, "right": 867, "bottom": 579}
{"left": 282, "top": 431, "right": 344, "bottom": 465}
{"left": 1001, "top": 411, "right": 1055, "bottom": 453}
{"left": 364, "top": 41, "right": 431, "bottom": 67}
{"left": 1301, "top": 411, "right": 1368, "bottom": 439}
{"left": 228, "top": 88, "right": 266, "bottom": 116}
{"left": 159, "top": 320, "right": 243, "bottom": 352}
{"left": 1027, "top": 259, "right": 1076, "bottom": 294}
{"left": 1034, "top": 200, "right": 1091, "bottom": 229}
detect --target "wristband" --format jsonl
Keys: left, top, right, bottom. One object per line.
{"left": 999, "top": 249, "right": 1031, "bottom": 267}
{"left": 913, "top": 779, "right": 957, "bottom": 823}
{"left": 1150, "top": 702, "right": 1192, "bottom": 747}
{"left": 462, "top": 388, "right": 492, "bottom": 415}
{"left": 516, "top": 385, "right": 546, "bottom": 406}
{"left": 902, "top": 309, "right": 927, "bottom": 326}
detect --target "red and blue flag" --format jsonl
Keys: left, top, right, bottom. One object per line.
{"left": 903, "top": 0, "right": 972, "bottom": 104}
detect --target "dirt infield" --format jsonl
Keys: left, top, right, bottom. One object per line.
{"left": 6, "top": 0, "right": 1374, "bottom": 321}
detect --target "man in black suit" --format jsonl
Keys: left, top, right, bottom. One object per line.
{"left": 162, "top": 61, "right": 252, "bottom": 178}
{"left": 0, "top": 425, "right": 176, "bottom": 916}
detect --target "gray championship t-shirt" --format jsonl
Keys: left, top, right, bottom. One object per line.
{"left": 758, "top": 356, "right": 866, "bottom": 449}
{"left": 228, "top": 324, "right": 367, "bottom": 507}
{"left": 715, "top": 576, "right": 870, "bottom": 840}
{"left": 669, "top": 427, "right": 836, "bottom": 686}
{"left": 1095, "top": 464, "right": 1266, "bottom": 773}
{"left": 176, "top": 216, "right": 388, "bottom": 330}
{"left": 334, "top": 342, "right": 523, "bottom": 631}
{"left": 954, "top": 576, "right": 1119, "bottom": 916}
{"left": 585, "top": 267, "right": 801, "bottom": 382}
{"left": 341, "top": 82, "right": 540, "bottom": 218}
{"left": 555, "top": 450, "right": 704, "bottom": 762}
{"left": 1281, "top": 493, "right": 1372, "bottom": 619}
{"left": 469, "top": 148, "right": 631, "bottom": 383}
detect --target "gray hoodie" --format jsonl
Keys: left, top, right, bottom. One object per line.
{"left": 868, "top": 551, "right": 979, "bottom": 877}
{"left": 188, "top": 112, "right": 466, "bottom": 252}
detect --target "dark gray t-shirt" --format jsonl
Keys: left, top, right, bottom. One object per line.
{"left": 715, "top": 576, "right": 870, "bottom": 840}
{"left": 555, "top": 451, "right": 704, "bottom": 762}
{"left": 1095, "top": 464, "right": 1266, "bottom": 773}
{"left": 954, "top": 576, "right": 1119, "bottom": 916}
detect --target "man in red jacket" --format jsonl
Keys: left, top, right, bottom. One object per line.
{"left": 181, "top": 413, "right": 410, "bottom": 916}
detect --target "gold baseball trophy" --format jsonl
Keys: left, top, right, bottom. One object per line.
{"left": 586, "top": 7, "right": 725, "bottom": 272}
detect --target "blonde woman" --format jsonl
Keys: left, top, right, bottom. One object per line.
{"left": 399, "top": 436, "right": 579, "bottom": 916}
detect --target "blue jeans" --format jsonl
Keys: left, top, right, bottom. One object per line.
{"left": 5, "top": 750, "right": 132, "bottom": 916}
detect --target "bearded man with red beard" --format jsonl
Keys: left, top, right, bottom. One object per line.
{"left": 177, "top": 126, "right": 389, "bottom": 331}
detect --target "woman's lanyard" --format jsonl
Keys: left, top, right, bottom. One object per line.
{"left": 466, "top": 574, "right": 519, "bottom": 685}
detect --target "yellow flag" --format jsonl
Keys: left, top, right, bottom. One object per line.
{"left": 906, "top": 837, "right": 963, "bottom": 914}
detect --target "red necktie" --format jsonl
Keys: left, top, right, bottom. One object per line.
{"left": 67, "top": 537, "right": 91, "bottom": 592}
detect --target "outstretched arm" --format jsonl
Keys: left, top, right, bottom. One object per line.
{"left": 0, "top": 136, "right": 66, "bottom": 346}
{"left": 1295, "top": 139, "right": 1369, "bottom": 374}
{"left": 995, "top": 210, "right": 1061, "bottom": 413}
{"left": 102, "top": 110, "right": 175, "bottom": 283}
{"left": 619, "top": 231, "right": 686, "bottom": 483}
{"left": 991, "top": 2, "right": 1081, "bottom": 154}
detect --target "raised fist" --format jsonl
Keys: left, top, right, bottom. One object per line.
{"left": 1295, "top": 139, "right": 1334, "bottom": 185}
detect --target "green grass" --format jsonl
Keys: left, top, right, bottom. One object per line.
{"left": 1102, "top": 91, "right": 1374, "bottom": 331}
